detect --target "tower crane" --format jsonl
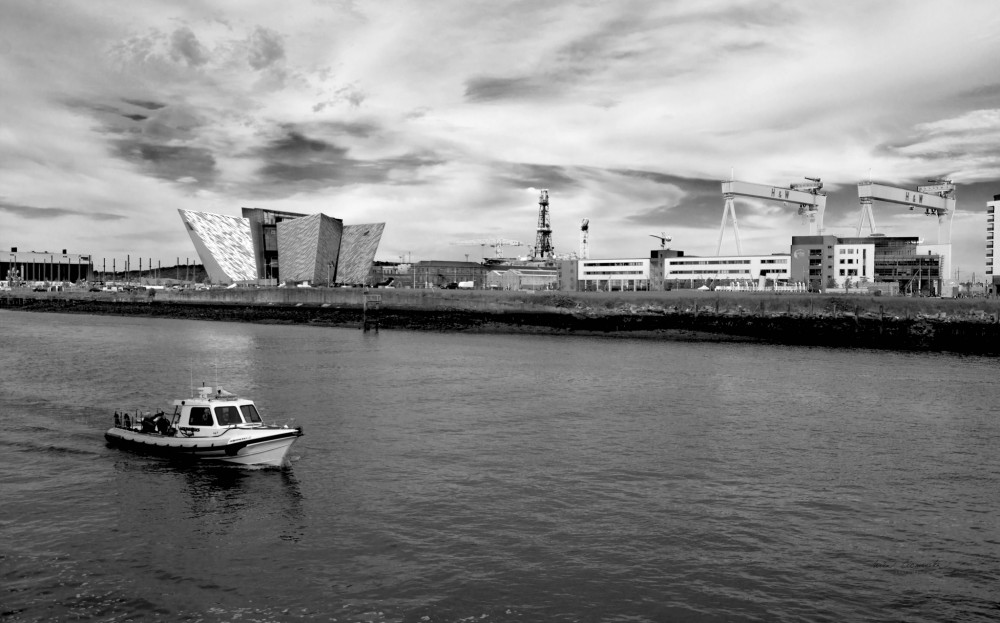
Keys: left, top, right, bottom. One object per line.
{"left": 718, "top": 176, "right": 827, "bottom": 255}
{"left": 649, "top": 232, "right": 672, "bottom": 249}
{"left": 450, "top": 238, "right": 525, "bottom": 259}
{"left": 580, "top": 219, "right": 590, "bottom": 260}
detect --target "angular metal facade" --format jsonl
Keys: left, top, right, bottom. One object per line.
{"left": 180, "top": 209, "right": 384, "bottom": 285}
{"left": 178, "top": 210, "right": 257, "bottom": 283}
{"left": 276, "top": 214, "right": 343, "bottom": 284}
{"left": 338, "top": 223, "right": 385, "bottom": 285}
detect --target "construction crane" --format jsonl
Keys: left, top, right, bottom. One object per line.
{"left": 580, "top": 219, "right": 590, "bottom": 260}
{"left": 649, "top": 232, "right": 672, "bottom": 249}
{"left": 718, "top": 176, "right": 827, "bottom": 255}
{"left": 451, "top": 238, "right": 525, "bottom": 259}
{"left": 855, "top": 178, "right": 956, "bottom": 283}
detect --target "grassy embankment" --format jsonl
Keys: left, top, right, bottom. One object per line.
{"left": 5, "top": 288, "right": 1000, "bottom": 353}
{"left": 465, "top": 289, "right": 1000, "bottom": 320}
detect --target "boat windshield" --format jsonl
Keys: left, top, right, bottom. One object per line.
{"left": 189, "top": 407, "right": 214, "bottom": 427}
{"left": 214, "top": 405, "right": 243, "bottom": 426}
{"left": 240, "top": 404, "right": 262, "bottom": 423}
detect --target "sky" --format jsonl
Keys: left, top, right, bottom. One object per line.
{"left": 2, "top": 0, "right": 1000, "bottom": 280}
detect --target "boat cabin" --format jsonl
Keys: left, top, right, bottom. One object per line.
{"left": 170, "top": 387, "right": 264, "bottom": 436}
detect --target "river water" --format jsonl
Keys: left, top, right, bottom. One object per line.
{"left": 1, "top": 310, "right": 997, "bottom": 622}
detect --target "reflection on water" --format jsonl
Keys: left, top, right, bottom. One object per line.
{"left": 1, "top": 310, "right": 999, "bottom": 622}
{"left": 112, "top": 460, "right": 305, "bottom": 536}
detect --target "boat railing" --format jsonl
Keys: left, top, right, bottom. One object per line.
{"left": 113, "top": 408, "right": 153, "bottom": 430}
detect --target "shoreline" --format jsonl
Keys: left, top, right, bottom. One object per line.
{"left": 5, "top": 290, "right": 1000, "bottom": 354}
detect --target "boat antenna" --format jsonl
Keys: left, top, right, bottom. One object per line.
{"left": 189, "top": 369, "right": 193, "bottom": 398}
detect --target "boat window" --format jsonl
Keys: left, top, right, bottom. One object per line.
{"left": 240, "top": 404, "right": 262, "bottom": 423}
{"left": 189, "top": 407, "right": 213, "bottom": 427}
{"left": 214, "top": 406, "right": 243, "bottom": 425}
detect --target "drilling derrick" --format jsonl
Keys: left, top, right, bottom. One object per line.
{"left": 534, "top": 189, "right": 553, "bottom": 260}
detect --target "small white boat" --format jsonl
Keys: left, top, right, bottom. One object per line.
{"left": 105, "top": 386, "right": 303, "bottom": 467}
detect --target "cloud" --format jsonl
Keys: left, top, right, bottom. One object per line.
{"left": 0, "top": 199, "right": 124, "bottom": 221}
{"left": 495, "top": 163, "right": 582, "bottom": 192}
{"left": 245, "top": 128, "right": 444, "bottom": 196}
{"left": 122, "top": 98, "right": 167, "bottom": 110}
{"left": 464, "top": 76, "right": 549, "bottom": 103}
{"left": 112, "top": 141, "right": 218, "bottom": 187}
{"left": 313, "top": 85, "right": 368, "bottom": 111}
{"left": 3, "top": 0, "right": 999, "bottom": 277}
{"left": 247, "top": 26, "right": 284, "bottom": 70}
{"left": 879, "top": 109, "right": 1000, "bottom": 181}
{"left": 169, "top": 27, "right": 210, "bottom": 66}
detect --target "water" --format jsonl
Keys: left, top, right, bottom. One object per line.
{"left": 1, "top": 310, "right": 998, "bottom": 622}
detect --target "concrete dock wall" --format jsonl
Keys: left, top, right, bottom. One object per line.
{"left": 5, "top": 289, "right": 1000, "bottom": 354}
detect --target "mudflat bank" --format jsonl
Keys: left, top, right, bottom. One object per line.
{"left": 4, "top": 289, "right": 1000, "bottom": 354}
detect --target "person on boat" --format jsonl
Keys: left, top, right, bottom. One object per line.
{"left": 141, "top": 411, "right": 171, "bottom": 435}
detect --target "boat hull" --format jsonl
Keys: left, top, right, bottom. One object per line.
{"left": 104, "top": 427, "right": 302, "bottom": 467}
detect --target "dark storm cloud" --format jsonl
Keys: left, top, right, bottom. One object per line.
{"left": 252, "top": 129, "right": 442, "bottom": 194}
{"left": 464, "top": 4, "right": 788, "bottom": 104}
{"left": 63, "top": 99, "right": 125, "bottom": 118}
{"left": 464, "top": 76, "right": 549, "bottom": 103}
{"left": 258, "top": 153, "right": 441, "bottom": 186}
{"left": 496, "top": 163, "right": 581, "bottom": 191}
{"left": 113, "top": 140, "right": 218, "bottom": 186}
{"left": 122, "top": 98, "right": 167, "bottom": 111}
{"left": 616, "top": 170, "right": 729, "bottom": 229}
{"left": 0, "top": 198, "right": 124, "bottom": 221}
{"left": 170, "top": 27, "right": 210, "bottom": 67}
{"left": 955, "top": 181, "right": 1000, "bottom": 212}
{"left": 267, "top": 131, "right": 341, "bottom": 156}
{"left": 248, "top": 27, "right": 284, "bottom": 70}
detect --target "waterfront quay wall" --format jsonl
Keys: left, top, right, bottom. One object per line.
{"left": 5, "top": 289, "right": 1000, "bottom": 354}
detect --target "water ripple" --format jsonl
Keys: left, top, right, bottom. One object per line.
{"left": 1, "top": 312, "right": 998, "bottom": 621}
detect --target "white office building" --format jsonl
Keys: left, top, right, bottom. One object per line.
{"left": 832, "top": 243, "right": 875, "bottom": 287}
{"left": 575, "top": 258, "right": 651, "bottom": 291}
{"left": 663, "top": 254, "right": 790, "bottom": 288}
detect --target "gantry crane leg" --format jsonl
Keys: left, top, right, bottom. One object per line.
{"left": 939, "top": 198, "right": 956, "bottom": 244}
{"left": 856, "top": 198, "right": 877, "bottom": 236}
{"left": 716, "top": 194, "right": 743, "bottom": 256}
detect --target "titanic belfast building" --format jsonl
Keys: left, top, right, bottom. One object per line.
{"left": 179, "top": 208, "right": 385, "bottom": 286}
